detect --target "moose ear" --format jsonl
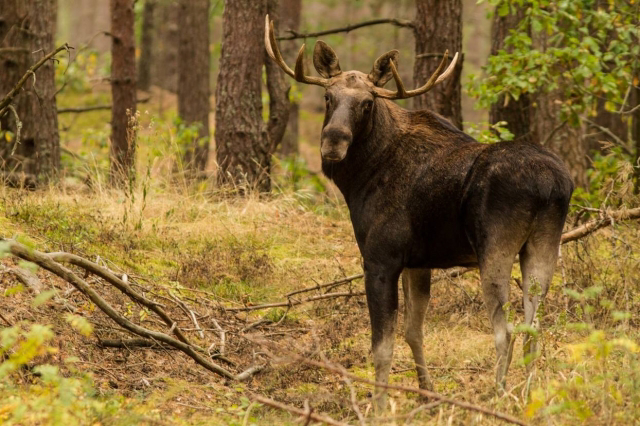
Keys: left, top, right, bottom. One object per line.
{"left": 368, "top": 50, "right": 399, "bottom": 87}
{"left": 313, "top": 41, "right": 342, "bottom": 78}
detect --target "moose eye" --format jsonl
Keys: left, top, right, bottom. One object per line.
{"left": 324, "top": 94, "right": 330, "bottom": 104}
{"left": 362, "top": 100, "right": 373, "bottom": 112}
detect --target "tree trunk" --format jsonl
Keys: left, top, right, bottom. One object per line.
{"left": 633, "top": 71, "right": 640, "bottom": 194}
{"left": 215, "top": 0, "right": 270, "bottom": 192}
{"left": 412, "top": 0, "right": 463, "bottom": 130}
{"left": 177, "top": 0, "right": 210, "bottom": 173}
{"left": 265, "top": 0, "right": 291, "bottom": 156}
{"left": 532, "top": 31, "right": 587, "bottom": 188}
{"left": 137, "top": 0, "right": 156, "bottom": 92}
{"left": 154, "top": 0, "right": 178, "bottom": 93}
{"left": 0, "top": 0, "right": 60, "bottom": 187}
{"left": 488, "top": 5, "right": 536, "bottom": 143}
{"left": 278, "top": 0, "right": 301, "bottom": 157}
{"left": 110, "top": 0, "right": 137, "bottom": 187}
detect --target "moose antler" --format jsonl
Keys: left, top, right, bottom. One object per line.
{"left": 373, "top": 50, "right": 459, "bottom": 100}
{"left": 265, "top": 15, "right": 329, "bottom": 87}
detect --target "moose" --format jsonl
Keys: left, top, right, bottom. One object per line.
{"left": 265, "top": 16, "right": 573, "bottom": 408}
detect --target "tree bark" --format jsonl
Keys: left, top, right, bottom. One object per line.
{"left": 412, "top": 0, "right": 463, "bottom": 130}
{"left": 265, "top": 0, "right": 291, "bottom": 156}
{"left": 532, "top": 30, "right": 587, "bottom": 188}
{"left": 488, "top": 5, "right": 536, "bottom": 143}
{"left": 110, "top": 0, "right": 137, "bottom": 187}
{"left": 137, "top": 0, "right": 156, "bottom": 92}
{"left": 215, "top": 0, "right": 270, "bottom": 192}
{"left": 154, "top": 0, "right": 178, "bottom": 93}
{"left": 177, "top": 0, "right": 210, "bottom": 173}
{"left": 278, "top": 0, "right": 301, "bottom": 157}
{"left": 0, "top": 0, "right": 60, "bottom": 185}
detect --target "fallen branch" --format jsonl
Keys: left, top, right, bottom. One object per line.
{"left": 560, "top": 207, "right": 640, "bottom": 244}
{"left": 226, "top": 290, "right": 366, "bottom": 313}
{"left": 47, "top": 252, "right": 192, "bottom": 345}
{"left": 97, "top": 338, "right": 174, "bottom": 350}
{"left": 285, "top": 274, "right": 363, "bottom": 297}
{"left": 277, "top": 18, "right": 414, "bottom": 41}
{"left": 253, "top": 340, "right": 525, "bottom": 426}
{"left": 249, "top": 393, "right": 348, "bottom": 426}
{"left": 1, "top": 239, "right": 255, "bottom": 381}
{"left": 0, "top": 43, "right": 71, "bottom": 117}
{"left": 57, "top": 97, "right": 150, "bottom": 114}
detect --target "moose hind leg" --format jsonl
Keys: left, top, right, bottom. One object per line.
{"left": 402, "top": 268, "right": 433, "bottom": 391}
{"left": 519, "top": 226, "right": 561, "bottom": 365}
{"left": 364, "top": 263, "right": 400, "bottom": 412}
{"left": 479, "top": 254, "right": 516, "bottom": 391}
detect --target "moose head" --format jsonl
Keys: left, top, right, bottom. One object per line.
{"left": 265, "top": 15, "right": 458, "bottom": 163}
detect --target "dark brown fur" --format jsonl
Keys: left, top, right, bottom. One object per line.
{"left": 287, "top": 41, "right": 573, "bottom": 410}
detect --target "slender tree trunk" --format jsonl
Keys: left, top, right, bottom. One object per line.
{"left": 154, "top": 0, "right": 178, "bottom": 92}
{"left": 110, "top": 0, "right": 137, "bottom": 187}
{"left": 137, "top": 0, "right": 156, "bottom": 92}
{"left": 215, "top": 0, "right": 270, "bottom": 192}
{"left": 0, "top": 0, "right": 60, "bottom": 187}
{"left": 489, "top": 5, "right": 536, "bottom": 143}
{"left": 177, "top": 0, "right": 210, "bottom": 173}
{"left": 278, "top": 0, "right": 301, "bottom": 157}
{"left": 265, "top": 0, "right": 291, "bottom": 155}
{"left": 412, "top": 0, "right": 463, "bottom": 130}
{"left": 532, "top": 31, "right": 587, "bottom": 188}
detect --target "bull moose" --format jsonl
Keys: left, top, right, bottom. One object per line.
{"left": 265, "top": 16, "right": 573, "bottom": 408}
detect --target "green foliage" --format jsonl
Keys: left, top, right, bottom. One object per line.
{"left": 469, "top": 0, "right": 638, "bottom": 133}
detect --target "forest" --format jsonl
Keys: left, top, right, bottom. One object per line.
{"left": 0, "top": 0, "right": 639, "bottom": 424}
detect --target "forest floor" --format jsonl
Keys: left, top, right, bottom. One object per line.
{"left": 0, "top": 90, "right": 638, "bottom": 425}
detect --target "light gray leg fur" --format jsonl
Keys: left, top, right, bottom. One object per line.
{"left": 479, "top": 255, "right": 516, "bottom": 390}
{"left": 402, "top": 268, "right": 434, "bottom": 392}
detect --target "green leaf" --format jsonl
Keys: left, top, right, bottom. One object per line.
{"left": 64, "top": 313, "right": 93, "bottom": 337}
{"left": 32, "top": 289, "right": 57, "bottom": 307}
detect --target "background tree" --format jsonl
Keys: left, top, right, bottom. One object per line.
{"left": 265, "top": 0, "right": 291, "bottom": 156}
{"left": 488, "top": 4, "right": 535, "bottom": 143}
{"left": 413, "top": 0, "right": 463, "bottom": 129}
{"left": 137, "top": 0, "right": 156, "bottom": 92}
{"left": 278, "top": 0, "right": 302, "bottom": 157}
{"left": 470, "top": 0, "right": 639, "bottom": 190}
{"left": 0, "top": 0, "right": 60, "bottom": 186}
{"left": 153, "top": 0, "right": 178, "bottom": 93}
{"left": 215, "top": 0, "right": 270, "bottom": 192}
{"left": 177, "top": 0, "right": 210, "bottom": 173}
{"left": 110, "top": 0, "right": 137, "bottom": 186}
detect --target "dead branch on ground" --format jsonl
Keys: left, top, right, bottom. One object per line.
{"left": 560, "top": 207, "right": 640, "bottom": 244}
{"left": 249, "top": 393, "right": 349, "bottom": 426}
{"left": 225, "top": 290, "right": 366, "bottom": 313}
{"left": 251, "top": 338, "right": 526, "bottom": 426}
{"left": 2, "top": 240, "right": 264, "bottom": 382}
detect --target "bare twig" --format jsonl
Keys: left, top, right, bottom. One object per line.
{"left": 277, "top": 18, "right": 414, "bottom": 40}
{"left": 47, "top": 252, "right": 192, "bottom": 344}
{"left": 583, "top": 117, "right": 633, "bottom": 156}
{"left": 560, "top": 207, "right": 640, "bottom": 244}
{"left": 252, "top": 339, "right": 526, "bottom": 426}
{"left": 285, "top": 274, "right": 363, "bottom": 297}
{"left": 3, "top": 240, "right": 236, "bottom": 379}
{"left": 226, "top": 290, "right": 366, "bottom": 312}
{"left": 97, "top": 338, "right": 174, "bottom": 350}
{"left": 249, "top": 393, "right": 348, "bottom": 426}
{"left": 57, "top": 97, "right": 150, "bottom": 114}
{"left": 0, "top": 43, "right": 71, "bottom": 117}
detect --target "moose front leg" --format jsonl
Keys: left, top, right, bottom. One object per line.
{"left": 364, "top": 262, "right": 400, "bottom": 412}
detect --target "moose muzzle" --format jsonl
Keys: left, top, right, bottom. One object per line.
{"left": 321, "top": 126, "right": 352, "bottom": 162}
